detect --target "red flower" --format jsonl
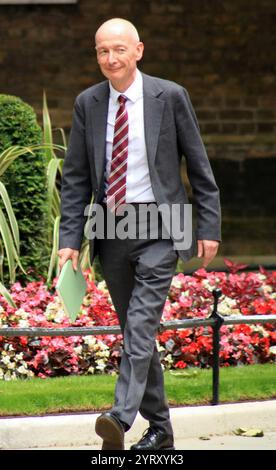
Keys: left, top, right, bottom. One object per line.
{"left": 158, "top": 330, "right": 174, "bottom": 343}
{"left": 175, "top": 361, "right": 187, "bottom": 369}
{"left": 252, "top": 298, "right": 276, "bottom": 315}
{"left": 269, "top": 331, "right": 276, "bottom": 343}
{"left": 224, "top": 258, "right": 248, "bottom": 273}
{"left": 1, "top": 266, "right": 276, "bottom": 376}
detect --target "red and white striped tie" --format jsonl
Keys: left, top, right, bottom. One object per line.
{"left": 106, "top": 95, "right": 128, "bottom": 213}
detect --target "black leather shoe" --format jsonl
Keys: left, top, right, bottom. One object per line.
{"left": 95, "top": 412, "right": 125, "bottom": 450}
{"left": 130, "top": 427, "right": 175, "bottom": 450}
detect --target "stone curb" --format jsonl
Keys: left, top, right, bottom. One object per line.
{"left": 1, "top": 400, "right": 276, "bottom": 449}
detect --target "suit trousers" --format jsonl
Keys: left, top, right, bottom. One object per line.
{"left": 97, "top": 203, "right": 178, "bottom": 436}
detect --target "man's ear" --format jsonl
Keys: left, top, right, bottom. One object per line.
{"left": 136, "top": 41, "right": 144, "bottom": 61}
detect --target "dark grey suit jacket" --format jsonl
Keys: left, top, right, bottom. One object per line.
{"left": 59, "top": 72, "right": 221, "bottom": 263}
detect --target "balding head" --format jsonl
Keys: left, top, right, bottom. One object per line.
{"left": 95, "top": 18, "right": 140, "bottom": 46}
{"left": 95, "top": 18, "right": 144, "bottom": 92}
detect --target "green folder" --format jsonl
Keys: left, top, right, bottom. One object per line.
{"left": 56, "top": 260, "right": 87, "bottom": 322}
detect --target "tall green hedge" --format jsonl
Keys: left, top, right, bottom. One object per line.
{"left": 0, "top": 94, "right": 49, "bottom": 281}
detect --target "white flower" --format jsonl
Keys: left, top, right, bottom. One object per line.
{"left": 45, "top": 300, "right": 59, "bottom": 313}
{"left": 74, "top": 346, "right": 83, "bottom": 355}
{"left": 88, "top": 366, "right": 95, "bottom": 374}
{"left": 171, "top": 301, "right": 179, "bottom": 309}
{"left": 202, "top": 279, "right": 213, "bottom": 291}
{"left": 156, "top": 343, "right": 165, "bottom": 353}
{"left": 171, "top": 277, "right": 182, "bottom": 289}
{"left": 252, "top": 325, "right": 269, "bottom": 337}
{"left": 26, "top": 370, "right": 34, "bottom": 378}
{"left": 7, "top": 362, "right": 16, "bottom": 370}
{"left": 18, "top": 319, "right": 30, "bottom": 328}
{"left": 57, "top": 308, "right": 68, "bottom": 322}
{"left": 218, "top": 296, "right": 240, "bottom": 316}
{"left": 81, "top": 295, "right": 89, "bottom": 307}
{"left": 15, "top": 353, "right": 24, "bottom": 360}
{"left": 15, "top": 308, "right": 29, "bottom": 319}
{"left": 164, "top": 354, "right": 173, "bottom": 364}
{"left": 182, "top": 290, "right": 190, "bottom": 297}
{"left": 98, "top": 340, "right": 109, "bottom": 350}
{"left": 17, "top": 365, "right": 28, "bottom": 375}
{"left": 97, "top": 280, "right": 108, "bottom": 292}
{"left": 262, "top": 285, "right": 272, "bottom": 294}
{"left": 269, "top": 346, "right": 276, "bottom": 355}
{"left": 4, "top": 371, "right": 12, "bottom": 380}
{"left": 97, "top": 350, "right": 110, "bottom": 358}
{"left": 232, "top": 309, "right": 241, "bottom": 315}
{"left": 2, "top": 355, "right": 10, "bottom": 365}
{"left": 84, "top": 336, "right": 97, "bottom": 348}
{"left": 45, "top": 298, "right": 67, "bottom": 322}
{"left": 96, "top": 360, "right": 106, "bottom": 371}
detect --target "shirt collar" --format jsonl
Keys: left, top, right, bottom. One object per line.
{"left": 109, "top": 69, "right": 143, "bottom": 105}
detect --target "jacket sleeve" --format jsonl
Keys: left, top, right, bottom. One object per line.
{"left": 175, "top": 87, "right": 222, "bottom": 242}
{"left": 58, "top": 97, "right": 93, "bottom": 250}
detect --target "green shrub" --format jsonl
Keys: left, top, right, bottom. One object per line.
{"left": 0, "top": 94, "right": 49, "bottom": 281}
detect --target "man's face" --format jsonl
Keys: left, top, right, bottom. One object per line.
{"left": 95, "top": 28, "right": 144, "bottom": 90}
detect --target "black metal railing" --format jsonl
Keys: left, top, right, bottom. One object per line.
{"left": 1, "top": 288, "right": 276, "bottom": 405}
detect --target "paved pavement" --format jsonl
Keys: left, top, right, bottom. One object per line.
{"left": 176, "top": 432, "right": 276, "bottom": 450}
{"left": 23, "top": 432, "right": 276, "bottom": 450}
{"left": 1, "top": 400, "right": 276, "bottom": 450}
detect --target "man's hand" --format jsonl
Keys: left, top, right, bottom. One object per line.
{"left": 58, "top": 248, "right": 80, "bottom": 273}
{"left": 197, "top": 240, "right": 219, "bottom": 269}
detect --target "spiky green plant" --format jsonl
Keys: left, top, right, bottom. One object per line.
{"left": 42, "top": 91, "right": 93, "bottom": 283}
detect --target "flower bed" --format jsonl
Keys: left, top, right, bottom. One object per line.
{"left": 0, "top": 262, "right": 276, "bottom": 380}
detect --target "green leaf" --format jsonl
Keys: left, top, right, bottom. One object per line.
{"left": 0, "top": 145, "right": 34, "bottom": 176}
{"left": 55, "top": 127, "right": 67, "bottom": 149}
{"left": 42, "top": 90, "right": 54, "bottom": 161}
{"left": 47, "top": 216, "right": 60, "bottom": 284}
{"left": 79, "top": 239, "right": 91, "bottom": 271}
{"left": 243, "top": 429, "right": 264, "bottom": 437}
{"left": 233, "top": 427, "right": 264, "bottom": 437}
{"left": 0, "top": 181, "right": 20, "bottom": 251}
{"left": 47, "top": 158, "right": 63, "bottom": 218}
{"left": 169, "top": 370, "right": 199, "bottom": 378}
{"left": 0, "top": 208, "right": 16, "bottom": 283}
{"left": 0, "top": 281, "right": 16, "bottom": 307}
{"left": 0, "top": 240, "right": 4, "bottom": 281}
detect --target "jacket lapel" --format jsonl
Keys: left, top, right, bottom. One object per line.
{"left": 90, "top": 81, "right": 109, "bottom": 187}
{"left": 142, "top": 73, "right": 165, "bottom": 168}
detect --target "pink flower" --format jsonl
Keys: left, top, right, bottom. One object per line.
{"left": 0, "top": 265, "right": 275, "bottom": 376}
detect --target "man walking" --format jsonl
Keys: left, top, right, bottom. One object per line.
{"left": 58, "top": 18, "right": 221, "bottom": 450}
